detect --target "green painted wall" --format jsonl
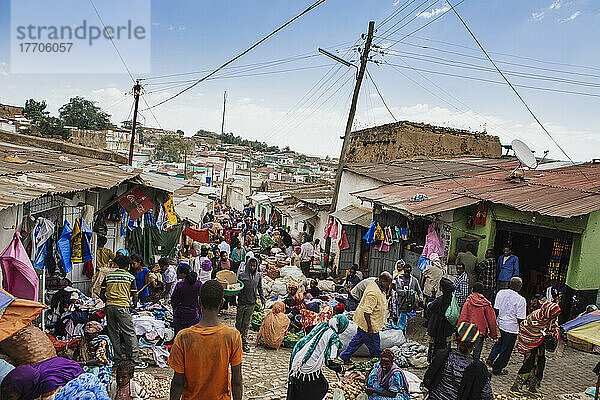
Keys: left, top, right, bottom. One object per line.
{"left": 566, "top": 210, "right": 600, "bottom": 291}
{"left": 449, "top": 207, "right": 495, "bottom": 261}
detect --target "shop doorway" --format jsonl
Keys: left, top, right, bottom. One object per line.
{"left": 494, "top": 221, "right": 572, "bottom": 299}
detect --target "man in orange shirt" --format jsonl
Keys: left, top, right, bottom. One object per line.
{"left": 168, "top": 280, "right": 243, "bottom": 400}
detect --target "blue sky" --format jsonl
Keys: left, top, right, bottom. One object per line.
{"left": 1, "top": 0, "right": 599, "bottom": 159}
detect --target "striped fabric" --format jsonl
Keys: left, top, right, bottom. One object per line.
{"left": 105, "top": 269, "right": 135, "bottom": 307}
{"left": 517, "top": 301, "right": 561, "bottom": 355}
{"left": 457, "top": 321, "right": 480, "bottom": 343}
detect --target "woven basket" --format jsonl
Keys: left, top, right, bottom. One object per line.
{"left": 216, "top": 270, "right": 238, "bottom": 288}
{"left": 0, "top": 325, "right": 57, "bottom": 366}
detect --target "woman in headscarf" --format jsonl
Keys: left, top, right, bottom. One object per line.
{"left": 425, "top": 277, "right": 455, "bottom": 363}
{"left": 73, "top": 321, "right": 113, "bottom": 386}
{"left": 288, "top": 314, "right": 349, "bottom": 400}
{"left": 510, "top": 301, "right": 561, "bottom": 396}
{"left": 171, "top": 263, "right": 202, "bottom": 335}
{"left": 1, "top": 357, "right": 83, "bottom": 400}
{"left": 236, "top": 251, "right": 255, "bottom": 278}
{"left": 365, "top": 349, "right": 410, "bottom": 400}
{"left": 256, "top": 301, "right": 290, "bottom": 349}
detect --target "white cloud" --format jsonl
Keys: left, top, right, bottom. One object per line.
{"left": 392, "top": 0, "right": 401, "bottom": 6}
{"left": 532, "top": 11, "right": 546, "bottom": 21}
{"left": 417, "top": 3, "right": 450, "bottom": 19}
{"left": 0, "top": 62, "right": 8, "bottom": 76}
{"left": 559, "top": 10, "right": 581, "bottom": 22}
{"left": 549, "top": 0, "right": 562, "bottom": 10}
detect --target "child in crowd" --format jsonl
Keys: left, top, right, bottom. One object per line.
{"left": 108, "top": 362, "right": 148, "bottom": 400}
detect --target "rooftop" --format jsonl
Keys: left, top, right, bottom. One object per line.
{"left": 348, "top": 157, "right": 600, "bottom": 218}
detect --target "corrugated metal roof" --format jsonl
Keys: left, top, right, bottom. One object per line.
{"left": 0, "top": 143, "right": 139, "bottom": 211}
{"left": 140, "top": 172, "right": 189, "bottom": 193}
{"left": 347, "top": 157, "right": 600, "bottom": 218}
{"left": 173, "top": 193, "right": 213, "bottom": 224}
{"left": 277, "top": 205, "right": 316, "bottom": 221}
{"left": 330, "top": 205, "right": 372, "bottom": 227}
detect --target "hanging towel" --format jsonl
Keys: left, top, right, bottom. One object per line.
{"left": 363, "top": 221, "right": 377, "bottom": 245}
{"left": 383, "top": 226, "right": 393, "bottom": 245}
{"left": 338, "top": 230, "right": 350, "bottom": 251}
{"left": 0, "top": 232, "right": 38, "bottom": 301}
{"left": 57, "top": 221, "right": 73, "bottom": 274}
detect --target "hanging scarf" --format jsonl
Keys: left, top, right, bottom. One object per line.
{"left": 363, "top": 221, "right": 377, "bottom": 245}
{"left": 289, "top": 314, "right": 349, "bottom": 380}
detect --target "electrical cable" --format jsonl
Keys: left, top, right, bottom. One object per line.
{"left": 380, "top": 61, "right": 600, "bottom": 98}
{"left": 447, "top": 0, "right": 594, "bottom": 186}
{"left": 143, "top": 0, "right": 326, "bottom": 110}
{"left": 88, "top": 0, "right": 135, "bottom": 83}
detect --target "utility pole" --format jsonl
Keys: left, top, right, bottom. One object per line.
{"left": 220, "top": 156, "right": 228, "bottom": 204}
{"left": 183, "top": 139, "right": 188, "bottom": 179}
{"left": 324, "top": 20, "right": 375, "bottom": 269}
{"left": 128, "top": 79, "right": 142, "bottom": 166}
{"left": 249, "top": 156, "right": 253, "bottom": 197}
{"left": 221, "top": 90, "right": 227, "bottom": 134}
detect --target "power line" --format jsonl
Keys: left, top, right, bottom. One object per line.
{"left": 143, "top": 0, "right": 326, "bottom": 110}
{"left": 366, "top": 68, "right": 488, "bottom": 201}
{"left": 380, "top": 50, "right": 600, "bottom": 88}
{"left": 376, "top": 0, "right": 439, "bottom": 42}
{"left": 88, "top": 0, "right": 135, "bottom": 83}
{"left": 378, "top": 0, "right": 417, "bottom": 28}
{"left": 381, "top": 61, "right": 600, "bottom": 98}
{"left": 447, "top": 0, "right": 593, "bottom": 185}
{"left": 379, "top": 39, "right": 600, "bottom": 79}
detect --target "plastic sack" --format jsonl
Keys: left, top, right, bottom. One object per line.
{"left": 445, "top": 294, "right": 460, "bottom": 326}
{"left": 317, "top": 279, "right": 336, "bottom": 292}
{"left": 271, "top": 280, "right": 288, "bottom": 297}
{"left": 339, "top": 321, "right": 406, "bottom": 357}
{"left": 333, "top": 388, "right": 345, "bottom": 400}
{"left": 356, "top": 394, "right": 368, "bottom": 400}
{"left": 421, "top": 223, "right": 444, "bottom": 260}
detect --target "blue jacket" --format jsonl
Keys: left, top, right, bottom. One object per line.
{"left": 497, "top": 254, "right": 519, "bottom": 282}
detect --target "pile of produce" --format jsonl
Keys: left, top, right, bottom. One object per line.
{"left": 135, "top": 372, "right": 170, "bottom": 399}
{"left": 389, "top": 340, "right": 428, "bottom": 368}
{"left": 250, "top": 303, "right": 266, "bottom": 331}
{"left": 327, "top": 371, "right": 366, "bottom": 400}
{"left": 494, "top": 393, "right": 555, "bottom": 400}
{"left": 282, "top": 332, "right": 304, "bottom": 348}
{"left": 353, "top": 358, "right": 378, "bottom": 372}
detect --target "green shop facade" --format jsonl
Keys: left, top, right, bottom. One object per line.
{"left": 449, "top": 203, "right": 599, "bottom": 320}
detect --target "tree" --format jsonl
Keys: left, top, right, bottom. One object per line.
{"left": 58, "top": 96, "right": 113, "bottom": 130}
{"left": 36, "top": 116, "right": 70, "bottom": 139}
{"left": 155, "top": 134, "right": 184, "bottom": 163}
{"left": 176, "top": 129, "right": 184, "bottom": 138}
{"left": 23, "top": 99, "right": 48, "bottom": 121}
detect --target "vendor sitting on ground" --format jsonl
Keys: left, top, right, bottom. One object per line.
{"left": 74, "top": 321, "right": 114, "bottom": 386}
{"left": 366, "top": 349, "right": 411, "bottom": 400}
{"left": 1, "top": 357, "right": 84, "bottom": 400}
{"left": 256, "top": 301, "right": 290, "bottom": 350}
{"left": 284, "top": 282, "right": 305, "bottom": 332}
{"left": 306, "top": 279, "right": 322, "bottom": 299}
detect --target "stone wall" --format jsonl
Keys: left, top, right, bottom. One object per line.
{"left": 345, "top": 121, "right": 502, "bottom": 163}
{"left": 0, "top": 129, "right": 127, "bottom": 164}
{"left": 0, "top": 104, "right": 24, "bottom": 119}
{"left": 68, "top": 128, "right": 108, "bottom": 149}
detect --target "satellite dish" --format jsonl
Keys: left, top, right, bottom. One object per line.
{"left": 511, "top": 139, "right": 537, "bottom": 169}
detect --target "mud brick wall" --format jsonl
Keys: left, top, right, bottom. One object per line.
{"left": 345, "top": 121, "right": 502, "bottom": 163}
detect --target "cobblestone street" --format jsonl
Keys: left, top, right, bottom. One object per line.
{"left": 148, "top": 309, "right": 599, "bottom": 400}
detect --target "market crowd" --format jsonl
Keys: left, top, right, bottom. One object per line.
{"left": 0, "top": 203, "right": 593, "bottom": 400}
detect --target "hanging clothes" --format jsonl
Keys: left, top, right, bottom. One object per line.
{"left": 57, "top": 221, "right": 73, "bottom": 274}
{"left": 374, "top": 223, "right": 384, "bottom": 242}
{"left": 474, "top": 203, "right": 488, "bottom": 226}
{"left": 0, "top": 232, "right": 38, "bottom": 301}
{"left": 80, "top": 218, "right": 94, "bottom": 263}
{"left": 31, "top": 218, "right": 55, "bottom": 270}
{"left": 421, "top": 223, "right": 445, "bottom": 260}
{"left": 393, "top": 226, "right": 401, "bottom": 243}
{"left": 324, "top": 217, "right": 339, "bottom": 239}
{"left": 363, "top": 221, "right": 377, "bottom": 245}
{"left": 338, "top": 230, "right": 350, "bottom": 251}
{"left": 376, "top": 226, "right": 394, "bottom": 252}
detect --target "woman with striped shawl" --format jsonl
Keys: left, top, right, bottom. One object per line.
{"left": 510, "top": 301, "right": 561, "bottom": 397}
{"left": 287, "top": 314, "right": 349, "bottom": 400}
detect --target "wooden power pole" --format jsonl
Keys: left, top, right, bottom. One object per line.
{"left": 324, "top": 21, "right": 375, "bottom": 267}
{"left": 221, "top": 90, "right": 227, "bottom": 134}
{"left": 128, "top": 80, "right": 142, "bottom": 166}
{"left": 220, "top": 90, "right": 228, "bottom": 204}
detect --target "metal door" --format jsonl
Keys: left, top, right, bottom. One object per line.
{"left": 338, "top": 225, "right": 357, "bottom": 275}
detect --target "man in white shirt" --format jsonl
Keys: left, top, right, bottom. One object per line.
{"left": 299, "top": 238, "right": 314, "bottom": 278}
{"left": 218, "top": 237, "right": 231, "bottom": 256}
{"left": 486, "top": 277, "right": 526, "bottom": 375}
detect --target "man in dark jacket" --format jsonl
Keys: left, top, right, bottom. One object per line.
{"left": 422, "top": 322, "right": 493, "bottom": 400}
{"left": 236, "top": 258, "right": 265, "bottom": 352}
